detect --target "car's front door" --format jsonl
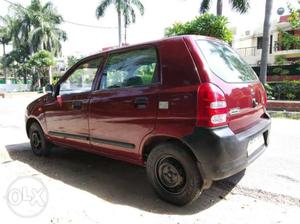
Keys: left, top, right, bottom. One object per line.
{"left": 44, "top": 56, "right": 103, "bottom": 146}
{"left": 89, "top": 47, "right": 160, "bottom": 160}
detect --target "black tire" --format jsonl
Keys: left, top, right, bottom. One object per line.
{"left": 29, "top": 122, "right": 52, "bottom": 156}
{"left": 146, "top": 142, "right": 203, "bottom": 206}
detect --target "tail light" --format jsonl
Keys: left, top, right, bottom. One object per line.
{"left": 197, "top": 83, "right": 228, "bottom": 127}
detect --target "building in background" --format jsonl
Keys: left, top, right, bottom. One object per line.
{"left": 233, "top": 15, "right": 300, "bottom": 67}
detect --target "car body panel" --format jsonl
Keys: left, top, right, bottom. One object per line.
{"left": 44, "top": 91, "right": 91, "bottom": 145}
{"left": 88, "top": 84, "right": 160, "bottom": 161}
{"left": 185, "top": 36, "right": 267, "bottom": 133}
{"left": 26, "top": 35, "right": 271, "bottom": 182}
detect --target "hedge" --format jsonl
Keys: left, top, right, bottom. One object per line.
{"left": 267, "top": 80, "right": 300, "bottom": 100}
{"left": 252, "top": 64, "right": 300, "bottom": 77}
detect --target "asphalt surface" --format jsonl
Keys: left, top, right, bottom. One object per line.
{"left": 0, "top": 94, "right": 299, "bottom": 224}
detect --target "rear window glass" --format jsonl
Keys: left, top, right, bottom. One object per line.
{"left": 196, "top": 40, "right": 258, "bottom": 83}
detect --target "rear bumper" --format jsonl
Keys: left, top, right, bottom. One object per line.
{"left": 183, "top": 118, "right": 271, "bottom": 181}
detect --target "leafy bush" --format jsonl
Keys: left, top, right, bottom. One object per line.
{"left": 264, "top": 83, "right": 275, "bottom": 100}
{"left": 280, "top": 31, "right": 300, "bottom": 50}
{"left": 272, "top": 55, "right": 290, "bottom": 75}
{"left": 268, "top": 80, "right": 300, "bottom": 100}
{"left": 165, "top": 13, "right": 233, "bottom": 43}
{"left": 277, "top": 2, "right": 300, "bottom": 50}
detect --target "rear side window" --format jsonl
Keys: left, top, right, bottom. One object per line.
{"left": 196, "top": 40, "right": 258, "bottom": 83}
{"left": 100, "top": 47, "right": 158, "bottom": 90}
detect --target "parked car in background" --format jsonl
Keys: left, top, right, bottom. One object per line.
{"left": 25, "top": 35, "right": 271, "bottom": 205}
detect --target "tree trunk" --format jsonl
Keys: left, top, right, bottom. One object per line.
{"left": 124, "top": 23, "right": 127, "bottom": 44}
{"left": 48, "top": 66, "right": 52, "bottom": 84}
{"left": 38, "top": 77, "right": 41, "bottom": 89}
{"left": 260, "top": 0, "right": 273, "bottom": 84}
{"left": 2, "top": 43, "right": 7, "bottom": 84}
{"left": 124, "top": 0, "right": 128, "bottom": 45}
{"left": 217, "top": 0, "right": 223, "bottom": 16}
{"left": 29, "top": 42, "right": 34, "bottom": 55}
{"left": 23, "top": 73, "right": 27, "bottom": 84}
{"left": 117, "top": 8, "right": 122, "bottom": 47}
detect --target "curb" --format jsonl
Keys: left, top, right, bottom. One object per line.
{"left": 268, "top": 110, "right": 300, "bottom": 119}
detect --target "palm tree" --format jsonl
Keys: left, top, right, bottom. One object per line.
{"left": 123, "top": 0, "right": 144, "bottom": 44}
{"left": 96, "top": 0, "right": 144, "bottom": 46}
{"left": 259, "top": 0, "right": 273, "bottom": 84}
{"left": 12, "top": 0, "right": 66, "bottom": 56}
{"left": 0, "top": 16, "right": 14, "bottom": 83}
{"left": 29, "top": 0, "right": 66, "bottom": 55}
{"left": 200, "top": 0, "right": 250, "bottom": 16}
{"left": 11, "top": 4, "right": 33, "bottom": 52}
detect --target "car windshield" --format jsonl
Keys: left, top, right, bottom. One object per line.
{"left": 196, "top": 39, "right": 258, "bottom": 83}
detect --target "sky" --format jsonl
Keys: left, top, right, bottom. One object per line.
{"left": 0, "top": 0, "right": 298, "bottom": 56}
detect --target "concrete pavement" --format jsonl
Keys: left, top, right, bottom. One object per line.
{"left": 0, "top": 95, "right": 299, "bottom": 224}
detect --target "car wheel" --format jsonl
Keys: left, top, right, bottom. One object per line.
{"left": 29, "top": 122, "right": 52, "bottom": 156}
{"left": 146, "top": 142, "right": 203, "bottom": 206}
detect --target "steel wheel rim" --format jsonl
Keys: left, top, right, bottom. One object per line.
{"left": 156, "top": 156, "right": 186, "bottom": 194}
{"left": 31, "top": 131, "right": 42, "bottom": 151}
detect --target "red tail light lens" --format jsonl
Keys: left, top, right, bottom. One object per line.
{"left": 197, "top": 83, "right": 228, "bottom": 127}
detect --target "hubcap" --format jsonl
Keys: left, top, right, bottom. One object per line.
{"left": 156, "top": 157, "right": 186, "bottom": 193}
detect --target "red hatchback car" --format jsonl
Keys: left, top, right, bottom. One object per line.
{"left": 26, "top": 35, "right": 271, "bottom": 205}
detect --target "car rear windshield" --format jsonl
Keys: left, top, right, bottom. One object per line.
{"left": 196, "top": 39, "right": 258, "bottom": 83}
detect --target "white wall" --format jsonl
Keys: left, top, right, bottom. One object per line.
{"left": 0, "top": 84, "right": 31, "bottom": 92}
{"left": 233, "top": 29, "right": 284, "bottom": 66}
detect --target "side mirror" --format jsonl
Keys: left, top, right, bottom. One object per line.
{"left": 45, "top": 84, "right": 53, "bottom": 94}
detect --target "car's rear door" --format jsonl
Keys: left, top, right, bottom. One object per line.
{"left": 89, "top": 47, "right": 160, "bottom": 160}
{"left": 44, "top": 56, "right": 103, "bottom": 146}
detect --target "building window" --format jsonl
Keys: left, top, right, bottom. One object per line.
{"left": 257, "top": 37, "right": 263, "bottom": 49}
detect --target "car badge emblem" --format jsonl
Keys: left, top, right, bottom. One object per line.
{"left": 229, "top": 107, "right": 240, "bottom": 115}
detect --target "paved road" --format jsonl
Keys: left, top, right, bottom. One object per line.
{"left": 0, "top": 95, "right": 299, "bottom": 224}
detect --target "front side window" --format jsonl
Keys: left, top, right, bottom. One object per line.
{"left": 196, "top": 40, "right": 258, "bottom": 83}
{"left": 60, "top": 57, "right": 102, "bottom": 95}
{"left": 100, "top": 47, "right": 158, "bottom": 90}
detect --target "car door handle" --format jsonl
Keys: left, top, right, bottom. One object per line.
{"left": 134, "top": 97, "right": 149, "bottom": 109}
{"left": 72, "top": 100, "right": 83, "bottom": 110}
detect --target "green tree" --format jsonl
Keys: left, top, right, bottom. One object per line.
{"left": 278, "top": 2, "right": 300, "bottom": 50}
{"left": 123, "top": 0, "right": 144, "bottom": 44}
{"left": 11, "top": 0, "right": 67, "bottom": 56}
{"left": 165, "top": 13, "right": 233, "bottom": 43}
{"left": 27, "top": 50, "right": 55, "bottom": 89}
{"left": 3, "top": 46, "right": 31, "bottom": 83}
{"left": 67, "top": 55, "right": 80, "bottom": 68}
{"left": 0, "top": 15, "right": 15, "bottom": 83}
{"left": 0, "top": 0, "right": 66, "bottom": 86}
{"left": 96, "top": 0, "right": 144, "bottom": 46}
{"left": 29, "top": 0, "right": 67, "bottom": 55}
{"left": 200, "top": 0, "right": 250, "bottom": 16}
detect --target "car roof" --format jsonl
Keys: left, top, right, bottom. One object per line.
{"left": 85, "top": 35, "right": 217, "bottom": 56}
{"left": 75, "top": 35, "right": 224, "bottom": 65}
